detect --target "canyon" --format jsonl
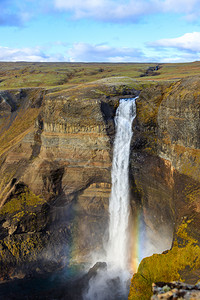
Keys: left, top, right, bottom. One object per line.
{"left": 0, "top": 71, "right": 200, "bottom": 299}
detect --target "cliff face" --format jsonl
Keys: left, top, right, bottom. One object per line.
{"left": 129, "top": 77, "right": 200, "bottom": 299}
{"left": 0, "top": 81, "right": 138, "bottom": 280}
{"left": 0, "top": 76, "right": 200, "bottom": 297}
{"left": 158, "top": 78, "right": 200, "bottom": 181}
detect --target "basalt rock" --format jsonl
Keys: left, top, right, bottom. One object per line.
{"left": 1, "top": 75, "right": 200, "bottom": 297}
{"left": 151, "top": 281, "right": 200, "bottom": 300}
{"left": 0, "top": 81, "right": 139, "bottom": 280}
{"left": 129, "top": 77, "right": 200, "bottom": 299}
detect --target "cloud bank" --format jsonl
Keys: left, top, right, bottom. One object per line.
{"left": 0, "top": 46, "right": 66, "bottom": 62}
{"left": 68, "top": 43, "right": 145, "bottom": 62}
{"left": 1, "top": 38, "right": 200, "bottom": 63}
{"left": 0, "top": 43, "right": 146, "bottom": 62}
{"left": 150, "top": 32, "right": 200, "bottom": 53}
{"left": 2, "top": 0, "right": 200, "bottom": 26}
{"left": 54, "top": 0, "right": 200, "bottom": 22}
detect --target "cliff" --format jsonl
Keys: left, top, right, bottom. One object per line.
{"left": 129, "top": 76, "right": 200, "bottom": 299}
{"left": 0, "top": 79, "right": 138, "bottom": 280}
{"left": 0, "top": 75, "right": 200, "bottom": 300}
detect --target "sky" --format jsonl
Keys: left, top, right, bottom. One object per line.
{"left": 1, "top": 0, "right": 200, "bottom": 62}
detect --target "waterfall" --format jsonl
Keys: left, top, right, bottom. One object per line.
{"left": 84, "top": 97, "right": 137, "bottom": 300}
{"left": 106, "top": 97, "right": 137, "bottom": 270}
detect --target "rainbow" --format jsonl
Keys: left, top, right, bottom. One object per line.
{"left": 130, "top": 210, "right": 145, "bottom": 273}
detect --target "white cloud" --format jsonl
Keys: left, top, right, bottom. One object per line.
{"left": 54, "top": 0, "right": 200, "bottom": 22}
{"left": 0, "top": 43, "right": 145, "bottom": 63}
{"left": 0, "top": 0, "right": 54, "bottom": 26}
{"left": 158, "top": 0, "right": 198, "bottom": 14}
{"left": 156, "top": 52, "right": 200, "bottom": 63}
{"left": 54, "top": 0, "right": 153, "bottom": 21}
{"left": 0, "top": 40, "right": 199, "bottom": 63}
{"left": 67, "top": 43, "right": 145, "bottom": 62}
{"left": 0, "top": 46, "right": 67, "bottom": 62}
{"left": 150, "top": 32, "right": 200, "bottom": 52}
{"left": 1, "top": 0, "right": 200, "bottom": 26}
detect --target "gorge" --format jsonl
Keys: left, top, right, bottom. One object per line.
{"left": 0, "top": 63, "right": 200, "bottom": 299}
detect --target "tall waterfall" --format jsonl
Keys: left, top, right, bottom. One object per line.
{"left": 84, "top": 98, "right": 137, "bottom": 300}
{"left": 106, "top": 98, "right": 137, "bottom": 270}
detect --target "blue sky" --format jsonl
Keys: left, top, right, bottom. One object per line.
{"left": 1, "top": 0, "right": 200, "bottom": 62}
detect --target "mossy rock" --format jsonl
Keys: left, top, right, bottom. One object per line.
{"left": 128, "top": 220, "right": 200, "bottom": 300}
{"left": 1, "top": 233, "right": 45, "bottom": 261}
{"left": 0, "top": 187, "right": 46, "bottom": 216}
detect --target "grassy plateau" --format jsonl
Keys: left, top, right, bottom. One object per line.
{"left": 0, "top": 61, "right": 200, "bottom": 90}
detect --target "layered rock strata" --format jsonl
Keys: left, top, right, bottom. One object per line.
{"left": 0, "top": 76, "right": 200, "bottom": 299}
{"left": 129, "top": 77, "right": 200, "bottom": 299}
{"left": 0, "top": 81, "right": 138, "bottom": 280}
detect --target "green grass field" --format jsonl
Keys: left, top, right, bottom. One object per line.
{"left": 0, "top": 61, "right": 200, "bottom": 90}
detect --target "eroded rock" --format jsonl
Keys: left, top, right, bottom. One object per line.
{"left": 152, "top": 281, "right": 200, "bottom": 299}
{"left": 0, "top": 82, "right": 139, "bottom": 280}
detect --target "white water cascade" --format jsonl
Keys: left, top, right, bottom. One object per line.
{"left": 84, "top": 97, "right": 137, "bottom": 300}
{"left": 106, "top": 97, "right": 137, "bottom": 270}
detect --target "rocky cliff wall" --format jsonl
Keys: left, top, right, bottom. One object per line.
{"left": 0, "top": 76, "right": 199, "bottom": 296}
{"left": 129, "top": 77, "right": 200, "bottom": 299}
{"left": 0, "top": 81, "right": 138, "bottom": 280}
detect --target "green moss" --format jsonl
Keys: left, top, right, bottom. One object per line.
{"left": 129, "top": 272, "right": 152, "bottom": 300}
{"left": 129, "top": 220, "right": 200, "bottom": 300}
{"left": 184, "top": 184, "right": 200, "bottom": 205}
{"left": 12, "top": 211, "right": 25, "bottom": 222}
{"left": 21, "top": 189, "right": 45, "bottom": 207}
{"left": 0, "top": 188, "right": 46, "bottom": 215}
{"left": 2, "top": 234, "right": 45, "bottom": 261}
{"left": 1, "top": 198, "right": 22, "bottom": 215}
